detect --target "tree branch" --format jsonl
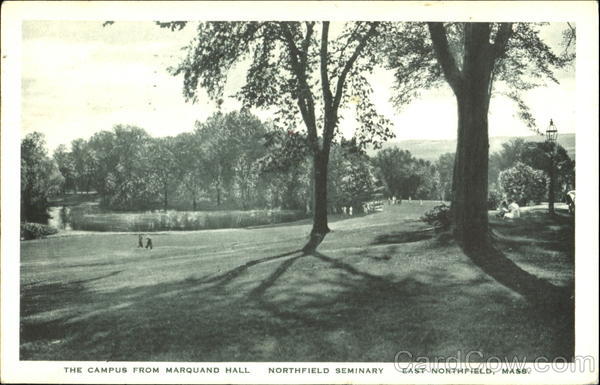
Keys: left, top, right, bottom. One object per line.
{"left": 332, "top": 22, "right": 378, "bottom": 112}
{"left": 320, "top": 22, "right": 333, "bottom": 109}
{"left": 492, "top": 23, "right": 513, "bottom": 59}
{"left": 300, "top": 22, "right": 315, "bottom": 69}
{"left": 427, "top": 22, "right": 463, "bottom": 93}
{"left": 280, "top": 22, "right": 319, "bottom": 152}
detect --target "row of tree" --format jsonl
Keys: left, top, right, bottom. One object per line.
{"left": 22, "top": 114, "right": 574, "bottom": 224}
{"left": 373, "top": 137, "right": 574, "bottom": 208}
{"left": 23, "top": 111, "right": 400, "bottom": 221}
{"left": 25, "top": 20, "right": 575, "bottom": 255}
{"left": 162, "top": 20, "right": 574, "bottom": 251}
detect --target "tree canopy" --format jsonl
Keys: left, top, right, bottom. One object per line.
{"left": 382, "top": 22, "right": 574, "bottom": 251}
{"left": 171, "top": 21, "right": 396, "bottom": 248}
{"left": 21, "top": 133, "right": 64, "bottom": 222}
{"left": 383, "top": 22, "right": 574, "bottom": 132}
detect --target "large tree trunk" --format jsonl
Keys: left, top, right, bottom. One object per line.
{"left": 446, "top": 23, "right": 495, "bottom": 251}
{"left": 452, "top": 89, "right": 491, "bottom": 250}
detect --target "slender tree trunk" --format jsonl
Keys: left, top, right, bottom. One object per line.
{"left": 163, "top": 182, "right": 168, "bottom": 211}
{"left": 216, "top": 186, "right": 221, "bottom": 206}
{"left": 192, "top": 195, "right": 197, "bottom": 211}
{"left": 548, "top": 149, "right": 555, "bottom": 214}
{"left": 304, "top": 147, "right": 332, "bottom": 253}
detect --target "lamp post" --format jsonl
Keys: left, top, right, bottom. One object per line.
{"left": 545, "top": 119, "right": 558, "bottom": 215}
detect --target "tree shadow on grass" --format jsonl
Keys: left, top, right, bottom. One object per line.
{"left": 460, "top": 212, "right": 574, "bottom": 323}
{"left": 20, "top": 243, "right": 574, "bottom": 362}
{"left": 247, "top": 249, "right": 573, "bottom": 361}
{"left": 191, "top": 249, "right": 303, "bottom": 287}
{"left": 371, "top": 228, "right": 435, "bottom": 245}
{"left": 20, "top": 215, "right": 574, "bottom": 363}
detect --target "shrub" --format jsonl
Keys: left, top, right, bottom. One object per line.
{"left": 488, "top": 189, "right": 503, "bottom": 210}
{"left": 421, "top": 204, "right": 451, "bottom": 229}
{"left": 20, "top": 222, "right": 58, "bottom": 240}
{"left": 498, "top": 162, "right": 546, "bottom": 206}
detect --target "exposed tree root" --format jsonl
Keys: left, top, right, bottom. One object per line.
{"left": 302, "top": 232, "right": 326, "bottom": 254}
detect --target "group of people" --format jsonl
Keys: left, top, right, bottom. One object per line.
{"left": 496, "top": 200, "right": 521, "bottom": 219}
{"left": 138, "top": 234, "right": 153, "bottom": 250}
{"left": 388, "top": 196, "right": 400, "bottom": 205}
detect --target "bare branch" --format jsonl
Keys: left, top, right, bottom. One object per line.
{"left": 427, "top": 22, "right": 463, "bottom": 93}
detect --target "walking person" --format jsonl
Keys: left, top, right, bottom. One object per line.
{"left": 138, "top": 234, "right": 144, "bottom": 248}
{"left": 145, "top": 235, "right": 153, "bottom": 250}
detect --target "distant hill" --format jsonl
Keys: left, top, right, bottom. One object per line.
{"left": 371, "top": 134, "right": 575, "bottom": 162}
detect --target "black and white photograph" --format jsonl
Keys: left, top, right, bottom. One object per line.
{"left": 1, "top": 1, "right": 598, "bottom": 384}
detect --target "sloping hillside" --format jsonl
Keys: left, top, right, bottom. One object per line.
{"left": 372, "top": 134, "right": 575, "bottom": 161}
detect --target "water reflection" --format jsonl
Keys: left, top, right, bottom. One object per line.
{"left": 48, "top": 206, "right": 72, "bottom": 230}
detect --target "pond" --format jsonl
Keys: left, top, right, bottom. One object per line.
{"left": 47, "top": 206, "right": 72, "bottom": 230}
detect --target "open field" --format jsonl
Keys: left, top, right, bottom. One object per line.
{"left": 20, "top": 202, "right": 574, "bottom": 362}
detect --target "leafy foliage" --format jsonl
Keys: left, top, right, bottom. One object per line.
{"left": 171, "top": 21, "right": 398, "bottom": 237}
{"left": 498, "top": 162, "right": 547, "bottom": 206}
{"left": 435, "top": 152, "right": 455, "bottom": 201}
{"left": 20, "top": 222, "right": 59, "bottom": 240}
{"left": 383, "top": 22, "right": 574, "bottom": 132}
{"left": 328, "top": 145, "right": 376, "bottom": 212}
{"left": 488, "top": 139, "right": 575, "bottom": 197}
{"left": 520, "top": 141, "right": 575, "bottom": 193}
{"left": 21, "top": 132, "right": 64, "bottom": 222}
{"left": 372, "top": 148, "right": 441, "bottom": 200}
{"left": 421, "top": 203, "right": 452, "bottom": 229}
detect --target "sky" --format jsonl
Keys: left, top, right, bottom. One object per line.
{"left": 21, "top": 21, "right": 576, "bottom": 152}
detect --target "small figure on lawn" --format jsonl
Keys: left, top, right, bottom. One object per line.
{"left": 138, "top": 234, "right": 144, "bottom": 248}
{"left": 565, "top": 190, "right": 575, "bottom": 214}
{"left": 145, "top": 236, "right": 153, "bottom": 250}
{"left": 497, "top": 201, "right": 509, "bottom": 218}
{"left": 504, "top": 201, "right": 521, "bottom": 219}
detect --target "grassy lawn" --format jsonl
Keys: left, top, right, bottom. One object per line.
{"left": 20, "top": 202, "right": 574, "bottom": 362}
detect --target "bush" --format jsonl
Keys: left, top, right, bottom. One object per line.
{"left": 421, "top": 203, "right": 451, "bottom": 229}
{"left": 488, "top": 190, "right": 503, "bottom": 210}
{"left": 20, "top": 222, "right": 58, "bottom": 240}
{"left": 498, "top": 162, "right": 546, "bottom": 206}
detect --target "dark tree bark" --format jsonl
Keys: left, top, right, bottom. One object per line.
{"left": 428, "top": 22, "right": 511, "bottom": 250}
{"left": 425, "top": 23, "right": 575, "bottom": 307}
{"left": 311, "top": 150, "right": 331, "bottom": 235}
